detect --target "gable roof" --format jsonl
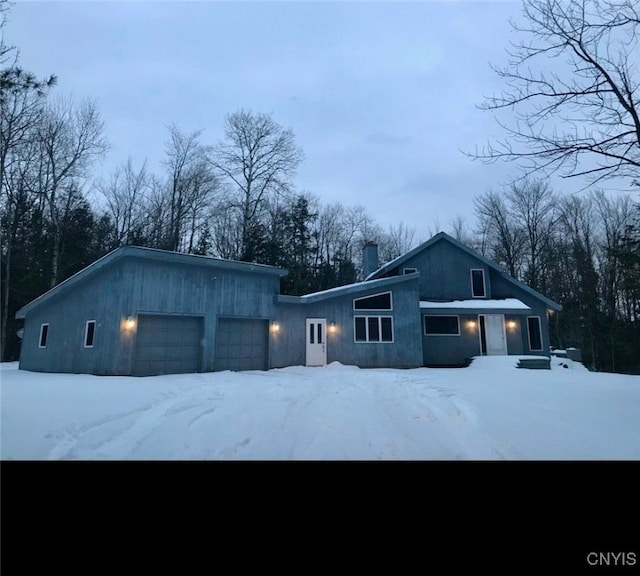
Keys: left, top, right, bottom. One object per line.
{"left": 366, "top": 231, "right": 562, "bottom": 311}
{"left": 16, "top": 246, "right": 287, "bottom": 320}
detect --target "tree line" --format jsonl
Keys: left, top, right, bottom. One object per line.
{"left": 1, "top": 0, "right": 639, "bottom": 372}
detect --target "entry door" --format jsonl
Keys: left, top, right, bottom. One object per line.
{"left": 484, "top": 314, "right": 507, "bottom": 355}
{"left": 306, "top": 318, "right": 327, "bottom": 366}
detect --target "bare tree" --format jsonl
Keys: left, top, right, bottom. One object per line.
{"left": 98, "top": 157, "right": 151, "bottom": 248}
{"left": 379, "top": 221, "right": 417, "bottom": 263}
{"left": 162, "top": 124, "right": 218, "bottom": 252}
{"left": 35, "top": 96, "right": 108, "bottom": 287}
{"left": 210, "top": 110, "right": 303, "bottom": 261}
{"left": 472, "top": 0, "right": 640, "bottom": 188}
{"left": 507, "top": 178, "right": 558, "bottom": 289}
{"left": 474, "top": 191, "right": 526, "bottom": 278}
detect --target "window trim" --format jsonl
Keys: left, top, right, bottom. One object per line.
{"left": 424, "top": 315, "right": 461, "bottom": 336}
{"left": 354, "top": 315, "right": 394, "bottom": 343}
{"left": 527, "top": 316, "right": 543, "bottom": 352}
{"left": 470, "top": 268, "right": 486, "bottom": 298}
{"left": 84, "top": 320, "right": 96, "bottom": 348}
{"left": 353, "top": 291, "right": 393, "bottom": 312}
{"left": 39, "top": 323, "right": 49, "bottom": 348}
{"left": 403, "top": 267, "right": 417, "bottom": 275}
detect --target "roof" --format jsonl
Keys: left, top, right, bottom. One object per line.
{"left": 16, "top": 246, "right": 287, "bottom": 319}
{"left": 419, "top": 298, "right": 531, "bottom": 310}
{"left": 366, "top": 231, "right": 562, "bottom": 311}
{"left": 278, "top": 272, "right": 419, "bottom": 305}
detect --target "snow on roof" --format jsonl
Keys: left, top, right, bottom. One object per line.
{"left": 419, "top": 298, "right": 531, "bottom": 310}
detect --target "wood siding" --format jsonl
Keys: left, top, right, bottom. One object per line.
{"left": 271, "top": 279, "right": 423, "bottom": 369}
{"left": 19, "top": 255, "right": 280, "bottom": 375}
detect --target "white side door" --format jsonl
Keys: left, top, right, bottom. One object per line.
{"left": 306, "top": 318, "right": 327, "bottom": 366}
{"left": 484, "top": 314, "right": 508, "bottom": 355}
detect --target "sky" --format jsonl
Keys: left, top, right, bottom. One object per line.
{"left": 5, "top": 0, "right": 629, "bottom": 235}
{"left": 2, "top": 356, "right": 639, "bottom": 460}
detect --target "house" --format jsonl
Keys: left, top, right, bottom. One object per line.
{"left": 15, "top": 232, "right": 561, "bottom": 375}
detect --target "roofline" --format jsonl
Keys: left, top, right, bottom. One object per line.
{"left": 16, "top": 246, "right": 287, "bottom": 319}
{"left": 278, "top": 272, "right": 419, "bottom": 305}
{"left": 366, "top": 231, "right": 562, "bottom": 311}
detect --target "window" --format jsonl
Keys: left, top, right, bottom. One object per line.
{"left": 527, "top": 317, "right": 543, "bottom": 351}
{"left": 471, "top": 269, "right": 486, "bottom": 298}
{"left": 403, "top": 268, "right": 417, "bottom": 275}
{"left": 84, "top": 320, "right": 96, "bottom": 348}
{"left": 353, "top": 292, "right": 392, "bottom": 311}
{"left": 39, "top": 324, "right": 49, "bottom": 348}
{"left": 354, "top": 316, "right": 393, "bottom": 343}
{"left": 424, "top": 316, "right": 460, "bottom": 336}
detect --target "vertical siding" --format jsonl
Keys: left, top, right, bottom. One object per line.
{"left": 490, "top": 270, "right": 552, "bottom": 355}
{"left": 391, "top": 240, "right": 492, "bottom": 300}
{"left": 271, "top": 280, "right": 423, "bottom": 369}
{"left": 19, "top": 256, "right": 281, "bottom": 375}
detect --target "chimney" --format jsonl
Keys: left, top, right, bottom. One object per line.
{"left": 362, "top": 242, "right": 379, "bottom": 279}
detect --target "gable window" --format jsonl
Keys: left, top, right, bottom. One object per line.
{"left": 471, "top": 269, "right": 486, "bottom": 298}
{"left": 353, "top": 291, "right": 392, "bottom": 311}
{"left": 84, "top": 320, "right": 96, "bottom": 348}
{"left": 354, "top": 316, "right": 393, "bottom": 343}
{"left": 527, "top": 317, "right": 543, "bottom": 351}
{"left": 424, "top": 316, "right": 460, "bottom": 336}
{"left": 403, "top": 268, "right": 417, "bottom": 275}
{"left": 39, "top": 324, "right": 49, "bottom": 348}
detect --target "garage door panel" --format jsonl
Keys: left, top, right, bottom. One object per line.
{"left": 133, "top": 315, "right": 202, "bottom": 376}
{"left": 215, "top": 318, "right": 268, "bottom": 372}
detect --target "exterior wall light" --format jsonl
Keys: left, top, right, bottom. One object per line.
{"left": 507, "top": 320, "right": 517, "bottom": 330}
{"left": 271, "top": 321, "right": 280, "bottom": 333}
{"left": 124, "top": 315, "right": 136, "bottom": 330}
{"left": 329, "top": 321, "right": 336, "bottom": 333}
{"left": 466, "top": 319, "right": 477, "bottom": 330}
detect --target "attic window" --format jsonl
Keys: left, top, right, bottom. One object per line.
{"left": 39, "top": 324, "right": 49, "bottom": 348}
{"left": 471, "top": 269, "right": 486, "bottom": 298}
{"left": 84, "top": 320, "right": 96, "bottom": 348}
{"left": 403, "top": 268, "right": 417, "bottom": 275}
{"left": 353, "top": 292, "right": 392, "bottom": 311}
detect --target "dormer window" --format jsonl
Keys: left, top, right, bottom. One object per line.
{"left": 471, "top": 269, "right": 486, "bottom": 298}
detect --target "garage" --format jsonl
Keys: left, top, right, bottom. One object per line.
{"left": 215, "top": 317, "right": 269, "bottom": 371}
{"left": 133, "top": 315, "right": 203, "bottom": 376}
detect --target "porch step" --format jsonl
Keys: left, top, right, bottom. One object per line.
{"left": 517, "top": 357, "right": 551, "bottom": 370}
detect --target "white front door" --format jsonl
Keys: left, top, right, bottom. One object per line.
{"left": 484, "top": 314, "right": 507, "bottom": 355}
{"left": 306, "top": 318, "right": 327, "bottom": 366}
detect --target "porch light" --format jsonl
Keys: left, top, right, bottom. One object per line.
{"left": 271, "top": 321, "right": 280, "bottom": 333}
{"left": 124, "top": 316, "right": 136, "bottom": 330}
{"left": 466, "top": 320, "right": 477, "bottom": 330}
{"left": 329, "top": 321, "right": 336, "bottom": 333}
{"left": 507, "top": 320, "right": 517, "bottom": 330}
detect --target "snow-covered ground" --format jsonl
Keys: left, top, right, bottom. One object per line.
{"left": 1, "top": 357, "right": 638, "bottom": 460}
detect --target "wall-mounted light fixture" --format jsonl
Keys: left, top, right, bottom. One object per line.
{"left": 329, "top": 321, "right": 336, "bottom": 333}
{"left": 124, "top": 315, "right": 136, "bottom": 330}
{"left": 271, "top": 321, "right": 280, "bottom": 333}
{"left": 466, "top": 319, "right": 477, "bottom": 330}
{"left": 507, "top": 319, "right": 517, "bottom": 330}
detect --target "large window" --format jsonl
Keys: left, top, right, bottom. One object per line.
{"left": 39, "top": 324, "right": 49, "bottom": 348}
{"left": 84, "top": 320, "right": 96, "bottom": 348}
{"left": 353, "top": 292, "right": 392, "bottom": 311}
{"left": 471, "top": 269, "right": 486, "bottom": 298}
{"left": 424, "top": 315, "right": 460, "bottom": 336}
{"left": 527, "top": 317, "right": 543, "bottom": 351}
{"left": 354, "top": 316, "right": 393, "bottom": 343}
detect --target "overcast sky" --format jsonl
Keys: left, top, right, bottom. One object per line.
{"left": 5, "top": 0, "right": 603, "bottom": 236}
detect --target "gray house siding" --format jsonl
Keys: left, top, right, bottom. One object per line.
{"left": 489, "top": 270, "right": 552, "bottom": 356}
{"left": 18, "top": 252, "right": 282, "bottom": 375}
{"left": 271, "top": 279, "right": 423, "bottom": 369}
{"left": 381, "top": 239, "right": 492, "bottom": 301}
